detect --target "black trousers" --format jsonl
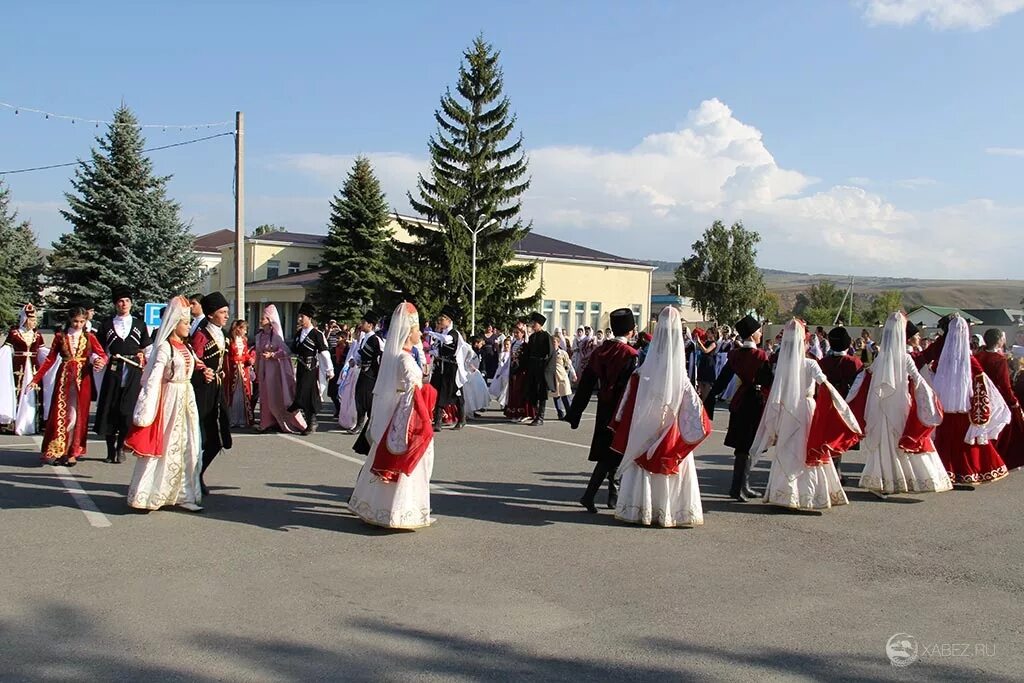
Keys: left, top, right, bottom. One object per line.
{"left": 583, "top": 458, "right": 619, "bottom": 503}
{"left": 200, "top": 410, "right": 222, "bottom": 476}
{"left": 554, "top": 396, "right": 571, "bottom": 418}
{"left": 434, "top": 393, "right": 465, "bottom": 426}
{"left": 355, "top": 373, "right": 375, "bottom": 426}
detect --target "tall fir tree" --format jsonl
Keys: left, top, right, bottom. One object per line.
{"left": 314, "top": 156, "right": 391, "bottom": 321}
{"left": 0, "top": 181, "right": 45, "bottom": 327}
{"left": 48, "top": 106, "right": 201, "bottom": 313}
{"left": 393, "top": 35, "right": 538, "bottom": 328}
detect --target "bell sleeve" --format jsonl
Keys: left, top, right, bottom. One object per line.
{"left": 133, "top": 342, "right": 170, "bottom": 428}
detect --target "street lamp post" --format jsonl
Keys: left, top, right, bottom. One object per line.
{"left": 455, "top": 214, "right": 498, "bottom": 336}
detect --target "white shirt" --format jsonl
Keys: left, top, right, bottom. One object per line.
{"left": 299, "top": 325, "right": 313, "bottom": 343}
{"left": 113, "top": 314, "right": 132, "bottom": 340}
{"left": 207, "top": 323, "right": 225, "bottom": 349}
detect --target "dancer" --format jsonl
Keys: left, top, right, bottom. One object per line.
{"left": 288, "top": 302, "right": 333, "bottom": 435}
{"left": 461, "top": 336, "right": 491, "bottom": 418}
{"left": 751, "top": 319, "right": 862, "bottom": 512}
{"left": 609, "top": 306, "right": 710, "bottom": 527}
{"left": 125, "top": 296, "right": 203, "bottom": 512}
{"left": 190, "top": 291, "right": 233, "bottom": 494}
{"left": 349, "top": 302, "right": 438, "bottom": 529}
{"left": 29, "top": 307, "right": 108, "bottom": 466}
{"left": 704, "top": 315, "right": 773, "bottom": 501}
{"left": 225, "top": 319, "right": 254, "bottom": 428}
{"left": 931, "top": 316, "right": 1010, "bottom": 485}
{"left": 974, "top": 328, "right": 1024, "bottom": 471}
{"left": 353, "top": 311, "right": 383, "bottom": 433}
{"left": 566, "top": 308, "right": 638, "bottom": 512}
{"left": 489, "top": 337, "right": 512, "bottom": 409}
{"left": 523, "top": 312, "right": 552, "bottom": 425}
{"left": 846, "top": 312, "right": 952, "bottom": 496}
{"left": 0, "top": 303, "right": 45, "bottom": 434}
{"left": 817, "top": 326, "right": 863, "bottom": 484}
{"left": 94, "top": 286, "right": 151, "bottom": 463}
{"left": 254, "top": 304, "right": 306, "bottom": 433}
{"left": 427, "top": 305, "right": 467, "bottom": 430}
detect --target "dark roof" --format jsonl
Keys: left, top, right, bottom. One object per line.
{"left": 194, "top": 229, "right": 236, "bottom": 252}
{"left": 248, "top": 267, "right": 327, "bottom": 289}
{"left": 962, "top": 309, "right": 1024, "bottom": 325}
{"left": 513, "top": 232, "right": 649, "bottom": 267}
{"left": 252, "top": 231, "right": 326, "bottom": 245}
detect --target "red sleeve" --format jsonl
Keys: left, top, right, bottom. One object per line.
{"left": 88, "top": 332, "right": 107, "bottom": 362}
{"left": 899, "top": 379, "right": 940, "bottom": 453}
{"left": 806, "top": 383, "right": 861, "bottom": 465}
{"left": 984, "top": 354, "right": 1017, "bottom": 407}
{"left": 846, "top": 371, "right": 870, "bottom": 428}
{"left": 191, "top": 330, "right": 210, "bottom": 370}
{"left": 609, "top": 374, "right": 640, "bottom": 455}
{"left": 31, "top": 333, "right": 62, "bottom": 385}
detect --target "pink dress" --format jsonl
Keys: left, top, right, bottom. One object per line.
{"left": 254, "top": 329, "right": 307, "bottom": 433}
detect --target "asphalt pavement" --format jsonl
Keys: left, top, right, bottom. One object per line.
{"left": 1, "top": 403, "right": 1021, "bottom": 682}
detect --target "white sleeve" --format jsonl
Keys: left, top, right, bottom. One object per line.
{"left": 133, "top": 343, "right": 170, "bottom": 428}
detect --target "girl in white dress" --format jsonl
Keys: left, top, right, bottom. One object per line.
{"left": 125, "top": 296, "right": 204, "bottom": 512}
{"left": 752, "top": 319, "right": 862, "bottom": 512}
{"left": 349, "top": 302, "right": 437, "bottom": 529}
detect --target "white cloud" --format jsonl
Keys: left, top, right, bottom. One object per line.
{"left": 894, "top": 177, "right": 939, "bottom": 188}
{"left": 263, "top": 98, "right": 1023, "bottom": 278}
{"left": 859, "top": 0, "right": 1024, "bottom": 30}
{"left": 986, "top": 146, "right": 1024, "bottom": 157}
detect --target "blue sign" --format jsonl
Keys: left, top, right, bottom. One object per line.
{"left": 144, "top": 302, "right": 167, "bottom": 328}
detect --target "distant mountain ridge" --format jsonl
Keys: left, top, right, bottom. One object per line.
{"left": 647, "top": 260, "right": 1024, "bottom": 310}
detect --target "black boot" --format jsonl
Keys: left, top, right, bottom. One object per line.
{"left": 741, "top": 451, "right": 759, "bottom": 499}
{"left": 833, "top": 455, "right": 847, "bottom": 487}
{"left": 606, "top": 475, "right": 618, "bottom": 509}
{"left": 729, "top": 452, "right": 748, "bottom": 501}
{"left": 581, "top": 464, "right": 607, "bottom": 513}
{"left": 104, "top": 436, "right": 117, "bottom": 464}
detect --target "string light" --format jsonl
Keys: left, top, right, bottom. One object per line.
{"left": 0, "top": 131, "right": 234, "bottom": 175}
{"left": 0, "top": 100, "right": 233, "bottom": 130}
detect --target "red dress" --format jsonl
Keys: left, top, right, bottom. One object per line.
{"left": 224, "top": 336, "right": 254, "bottom": 426}
{"left": 503, "top": 341, "right": 536, "bottom": 420}
{"left": 975, "top": 349, "right": 1024, "bottom": 470}
{"left": 31, "top": 330, "right": 107, "bottom": 461}
{"left": 933, "top": 356, "right": 1009, "bottom": 484}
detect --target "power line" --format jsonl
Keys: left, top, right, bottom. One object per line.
{"left": 0, "top": 101, "right": 233, "bottom": 130}
{"left": 0, "top": 131, "right": 235, "bottom": 175}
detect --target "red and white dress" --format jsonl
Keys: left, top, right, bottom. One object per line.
{"left": 225, "top": 335, "right": 254, "bottom": 428}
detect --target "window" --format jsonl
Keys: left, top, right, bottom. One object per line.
{"left": 590, "top": 302, "right": 602, "bottom": 331}
{"left": 631, "top": 304, "right": 643, "bottom": 331}
{"left": 266, "top": 259, "right": 280, "bottom": 279}
{"left": 559, "top": 300, "right": 571, "bottom": 334}
{"left": 288, "top": 261, "right": 301, "bottom": 275}
{"left": 542, "top": 299, "right": 555, "bottom": 332}
{"left": 307, "top": 262, "right": 320, "bottom": 270}
{"left": 574, "top": 302, "right": 586, "bottom": 331}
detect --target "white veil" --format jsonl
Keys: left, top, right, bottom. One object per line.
{"left": 933, "top": 316, "right": 972, "bottom": 412}
{"left": 263, "top": 304, "right": 284, "bottom": 341}
{"left": 368, "top": 302, "right": 419, "bottom": 446}
{"left": 866, "top": 312, "right": 909, "bottom": 426}
{"left": 623, "top": 306, "right": 687, "bottom": 460}
{"left": 140, "top": 296, "right": 190, "bottom": 382}
{"left": 767, "top": 319, "right": 809, "bottom": 418}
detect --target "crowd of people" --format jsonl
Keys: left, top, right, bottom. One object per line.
{"left": 2, "top": 287, "right": 1022, "bottom": 532}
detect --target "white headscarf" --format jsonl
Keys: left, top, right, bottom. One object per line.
{"left": 622, "top": 306, "right": 688, "bottom": 460}
{"left": 866, "top": 312, "right": 909, "bottom": 426}
{"left": 139, "top": 296, "right": 190, "bottom": 386}
{"left": 766, "top": 319, "right": 809, "bottom": 419}
{"left": 262, "top": 304, "right": 284, "bottom": 341}
{"left": 368, "top": 302, "right": 420, "bottom": 446}
{"left": 933, "top": 316, "right": 973, "bottom": 412}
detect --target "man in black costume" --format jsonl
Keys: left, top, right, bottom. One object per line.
{"left": 288, "top": 301, "right": 333, "bottom": 435}
{"left": 190, "top": 291, "right": 233, "bottom": 495}
{"left": 94, "top": 285, "right": 151, "bottom": 464}
{"left": 427, "top": 305, "right": 466, "bottom": 431}
{"left": 351, "top": 311, "right": 383, "bottom": 434}
{"left": 523, "top": 312, "right": 552, "bottom": 426}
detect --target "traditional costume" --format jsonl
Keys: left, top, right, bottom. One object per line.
{"left": 337, "top": 330, "right": 364, "bottom": 431}
{"left": 427, "top": 305, "right": 468, "bottom": 430}
{"left": 705, "top": 315, "right": 773, "bottom": 501}
{"left": 610, "top": 306, "right": 710, "bottom": 527}
{"left": 503, "top": 333, "right": 535, "bottom": 420}
{"left": 975, "top": 343, "right": 1024, "bottom": 471}
{"left": 489, "top": 345, "right": 511, "bottom": 408}
{"left": 125, "top": 297, "right": 203, "bottom": 511}
{"left": 288, "top": 302, "right": 332, "bottom": 434}
{"left": 349, "top": 302, "right": 438, "bottom": 529}
{"left": 354, "top": 311, "right": 383, "bottom": 432}
{"left": 751, "top": 319, "right": 862, "bottom": 511}
{"left": 461, "top": 348, "right": 491, "bottom": 416}
{"left": 523, "top": 312, "right": 552, "bottom": 425}
{"left": 31, "top": 321, "right": 107, "bottom": 465}
{"left": 190, "top": 291, "right": 233, "bottom": 493}
{"left": 0, "top": 304, "right": 45, "bottom": 434}
{"left": 225, "top": 328, "right": 254, "bottom": 428}
{"left": 817, "top": 326, "right": 863, "bottom": 483}
{"left": 846, "top": 313, "right": 952, "bottom": 496}
{"left": 931, "top": 317, "right": 1010, "bottom": 484}
{"left": 566, "top": 308, "right": 639, "bottom": 512}
{"left": 254, "top": 305, "right": 306, "bottom": 434}
{"left": 94, "top": 286, "right": 152, "bottom": 463}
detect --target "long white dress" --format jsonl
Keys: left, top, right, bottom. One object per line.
{"left": 615, "top": 377, "right": 708, "bottom": 528}
{"left": 489, "top": 350, "right": 511, "bottom": 408}
{"left": 461, "top": 354, "right": 490, "bottom": 414}
{"left": 852, "top": 357, "right": 953, "bottom": 494}
{"left": 348, "top": 353, "right": 434, "bottom": 529}
{"left": 757, "top": 360, "right": 858, "bottom": 511}
{"left": 126, "top": 342, "right": 203, "bottom": 510}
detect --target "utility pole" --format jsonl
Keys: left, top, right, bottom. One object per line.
{"left": 456, "top": 214, "right": 497, "bottom": 336}
{"left": 234, "top": 111, "right": 245, "bottom": 320}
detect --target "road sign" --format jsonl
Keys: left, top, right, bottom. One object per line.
{"left": 144, "top": 302, "right": 167, "bottom": 328}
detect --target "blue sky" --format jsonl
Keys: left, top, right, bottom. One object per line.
{"left": 2, "top": 0, "right": 1022, "bottom": 278}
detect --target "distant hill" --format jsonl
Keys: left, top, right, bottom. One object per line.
{"left": 648, "top": 260, "right": 1023, "bottom": 310}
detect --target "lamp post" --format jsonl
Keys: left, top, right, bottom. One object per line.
{"left": 455, "top": 214, "right": 498, "bottom": 336}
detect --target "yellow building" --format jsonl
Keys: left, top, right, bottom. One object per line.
{"left": 198, "top": 215, "right": 654, "bottom": 335}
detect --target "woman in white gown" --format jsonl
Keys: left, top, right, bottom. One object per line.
{"left": 848, "top": 312, "right": 953, "bottom": 496}
{"left": 125, "top": 296, "right": 204, "bottom": 512}
{"left": 489, "top": 338, "right": 512, "bottom": 408}
{"left": 349, "top": 302, "right": 437, "bottom": 529}
{"left": 609, "top": 306, "right": 711, "bottom": 528}
{"left": 752, "top": 319, "right": 862, "bottom": 512}
{"left": 461, "top": 345, "right": 491, "bottom": 416}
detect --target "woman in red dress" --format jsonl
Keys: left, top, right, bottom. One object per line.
{"left": 29, "top": 307, "right": 107, "bottom": 466}
{"left": 974, "top": 328, "right": 1024, "bottom": 471}
{"left": 503, "top": 326, "right": 536, "bottom": 422}
{"left": 224, "top": 319, "right": 254, "bottom": 427}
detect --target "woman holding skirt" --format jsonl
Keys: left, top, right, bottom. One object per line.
{"left": 254, "top": 304, "right": 306, "bottom": 434}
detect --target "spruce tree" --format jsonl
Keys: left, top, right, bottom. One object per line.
{"left": 393, "top": 35, "right": 538, "bottom": 328}
{"left": 314, "top": 156, "right": 391, "bottom": 321}
{"left": 48, "top": 105, "right": 201, "bottom": 312}
{"left": 0, "top": 181, "right": 44, "bottom": 327}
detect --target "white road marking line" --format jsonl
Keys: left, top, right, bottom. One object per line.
{"left": 278, "top": 433, "right": 463, "bottom": 496}
{"left": 32, "top": 437, "right": 112, "bottom": 529}
{"left": 468, "top": 424, "right": 589, "bottom": 449}
{"left": 0, "top": 442, "right": 38, "bottom": 450}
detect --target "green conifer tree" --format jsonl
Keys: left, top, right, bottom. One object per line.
{"left": 0, "top": 182, "right": 45, "bottom": 326}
